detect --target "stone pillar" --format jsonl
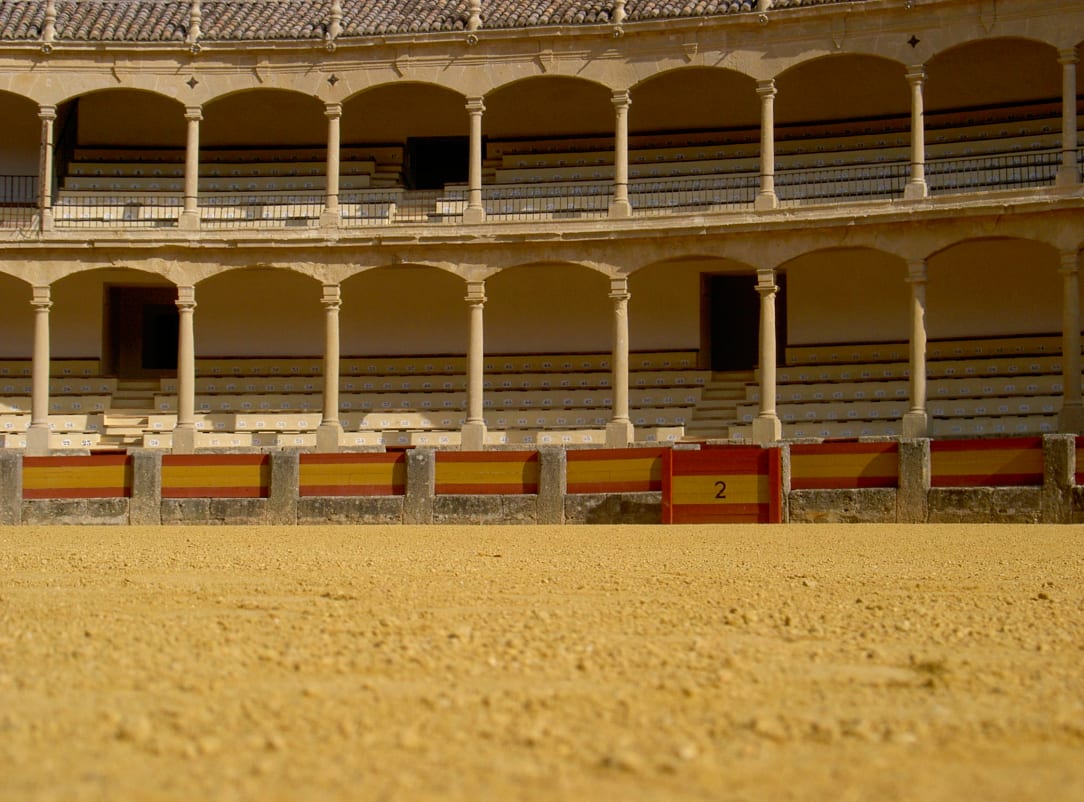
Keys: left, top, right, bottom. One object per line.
{"left": 38, "top": 105, "right": 56, "bottom": 231}
{"left": 537, "top": 447, "right": 567, "bottom": 525}
{"left": 1057, "top": 48, "right": 1080, "bottom": 187}
{"left": 754, "top": 80, "right": 778, "bottom": 211}
{"left": 0, "top": 452, "right": 21, "bottom": 525}
{"left": 461, "top": 280, "right": 487, "bottom": 450}
{"left": 321, "top": 102, "right": 342, "bottom": 227}
{"left": 317, "top": 284, "right": 343, "bottom": 451}
{"left": 26, "top": 286, "right": 51, "bottom": 456}
{"left": 1041, "top": 434, "right": 1075, "bottom": 524}
{"left": 267, "top": 450, "right": 299, "bottom": 524}
{"left": 609, "top": 90, "right": 632, "bottom": 218}
{"left": 897, "top": 438, "right": 930, "bottom": 523}
{"left": 904, "top": 66, "right": 928, "bottom": 199}
{"left": 902, "top": 259, "right": 929, "bottom": 438}
{"left": 464, "top": 97, "right": 486, "bottom": 224}
{"left": 1059, "top": 250, "right": 1083, "bottom": 434}
{"left": 752, "top": 269, "right": 781, "bottom": 444}
{"left": 404, "top": 448, "right": 435, "bottom": 524}
{"left": 180, "top": 105, "right": 202, "bottom": 230}
{"left": 172, "top": 285, "right": 197, "bottom": 454}
{"left": 606, "top": 276, "right": 634, "bottom": 447}
{"left": 130, "top": 450, "right": 162, "bottom": 525}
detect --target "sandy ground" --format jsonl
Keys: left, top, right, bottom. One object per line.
{"left": 1, "top": 523, "right": 1082, "bottom": 802}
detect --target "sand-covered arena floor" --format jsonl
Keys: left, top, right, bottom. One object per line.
{"left": 1, "top": 523, "right": 1082, "bottom": 802}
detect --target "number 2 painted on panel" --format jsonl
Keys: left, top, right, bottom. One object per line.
{"left": 714, "top": 480, "right": 728, "bottom": 500}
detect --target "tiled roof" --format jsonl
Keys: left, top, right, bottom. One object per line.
{"left": 0, "top": 0, "right": 872, "bottom": 43}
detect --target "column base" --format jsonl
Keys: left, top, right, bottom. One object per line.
{"left": 605, "top": 418, "right": 634, "bottom": 448}
{"left": 319, "top": 209, "right": 341, "bottom": 229}
{"left": 316, "top": 421, "right": 343, "bottom": 452}
{"left": 178, "top": 210, "right": 201, "bottom": 231}
{"left": 463, "top": 206, "right": 486, "bottom": 224}
{"left": 26, "top": 424, "right": 50, "bottom": 456}
{"left": 753, "top": 192, "right": 778, "bottom": 211}
{"left": 39, "top": 208, "right": 54, "bottom": 232}
{"left": 1056, "top": 164, "right": 1082, "bottom": 187}
{"left": 460, "top": 420, "right": 487, "bottom": 451}
{"left": 608, "top": 200, "right": 632, "bottom": 219}
{"left": 1058, "top": 402, "right": 1084, "bottom": 435}
{"left": 171, "top": 424, "right": 197, "bottom": 455}
{"left": 901, "top": 410, "right": 929, "bottom": 439}
{"left": 903, "top": 180, "right": 928, "bottom": 200}
{"left": 751, "top": 414, "right": 781, "bottom": 445}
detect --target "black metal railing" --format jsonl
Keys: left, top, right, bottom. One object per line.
{"left": 340, "top": 189, "right": 464, "bottom": 226}
{"left": 777, "top": 162, "right": 909, "bottom": 205}
{"left": 53, "top": 194, "right": 182, "bottom": 228}
{"left": 200, "top": 194, "right": 322, "bottom": 228}
{"left": 1, "top": 175, "right": 37, "bottom": 205}
{"left": 630, "top": 174, "right": 757, "bottom": 214}
{"left": 927, "top": 149, "right": 1060, "bottom": 194}
{"left": 481, "top": 183, "right": 610, "bottom": 221}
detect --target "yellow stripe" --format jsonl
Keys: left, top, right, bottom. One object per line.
{"left": 162, "top": 464, "right": 267, "bottom": 488}
{"left": 437, "top": 461, "right": 538, "bottom": 486}
{"left": 792, "top": 451, "right": 897, "bottom": 480}
{"left": 933, "top": 448, "right": 1042, "bottom": 476}
{"left": 567, "top": 457, "right": 660, "bottom": 485}
{"left": 23, "top": 465, "right": 127, "bottom": 490}
{"left": 299, "top": 462, "right": 405, "bottom": 487}
{"left": 671, "top": 473, "right": 768, "bottom": 506}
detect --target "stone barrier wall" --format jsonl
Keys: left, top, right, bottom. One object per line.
{"left": 1, "top": 435, "right": 1080, "bottom": 525}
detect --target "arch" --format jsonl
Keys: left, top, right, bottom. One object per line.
{"left": 925, "top": 38, "right": 1060, "bottom": 112}
{"left": 484, "top": 76, "right": 614, "bottom": 140}
{"left": 0, "top": 89, "right": 40, "bottom": 196}
{"left": 0, "top": 272, "right": 33, "bottom": 359}
{"left": 775, "top": 54, "right": 909, "bottom": 126}
{"left": 202, "top": 88, "right": 326, "bottom": 148}
{"left": 629, "top": 67, "right": 759, "bottom": 135}
{"left": 57, "top": 88, "right": 186, "bottom": 151}
{"left": 341, "top": 265, "right": 467, "bottom": 356}
{"left": 196, "top": 268, "right": 323, "bottom": 357}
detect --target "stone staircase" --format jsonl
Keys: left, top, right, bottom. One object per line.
{"left": 683, "top": 371, "right": 754, "bottom": 441}
{"left": 99, "top": 379, "right": 159, "bottom": 448}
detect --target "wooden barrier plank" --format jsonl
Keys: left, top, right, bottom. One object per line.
{"left": 22, "top": 454, "right": 131, "bottom": 499}
{"left": 299, "top": 452, "right": 406, "bottom": 497}
{"left": 663, "top": 447, "right": 782, "bottom": 523}
{"left": 1076, "top": 436, "right": 1084, "bottom": 487}
{"left": 566, "top": 448, "right": 665, "bottom": 493}
{"left": 436, "top": 451, "right": 539, "bottom": 495}
{"left": 930, "top": 437, "right": 1043, "bottom": 487}
{"left": 790, "top": 441, "right": 898, "bottom": 490}
{"left": 162, "top": 454, "right": 270, "bottom": 498}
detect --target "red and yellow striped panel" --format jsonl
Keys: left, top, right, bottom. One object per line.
{"left": 162, "top": 454, "right": 270, "bottom": 498}
{"left": 790, "top": 441, "right": 898, "bottom": 490}
{"left": 663, "top": 447, "right": 782, "bottom": 524}
{"left": 436, "top": 451, "right": 539, "bottom": 495}
{"left": 22, "top": 455, "right": 132, "bottom": 499}
{"left": 931, "top": 437, "right": 1043, "bottom": 487}
{"left": 299, "top": 452, "right": 406, "bottom": 497}
{"left": 1076, "top": 436, "right": 1084, "bottom": 486}
{"left": 566, "top": 448, "right": 665, "bottom": 494}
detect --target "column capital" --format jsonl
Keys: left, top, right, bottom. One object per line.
{"left": 184, "top": 105, "right": 203, "bottom": 121}
{"left": 905, "top": 65, "right": 926, "bottom": 85}
{"left": 466, "top": 97, "right": 485, "bottom": 115}
{"left": 608, "top": 275, "right": 630, "bottom": 300}
{"left": 321, "top": 283, "right": 342, "bottom": 307}
{"left": 1059, "top": 47, "right": 1079, "bottom": 66}
{"left": 756, "top": 79, "right": 776, "bottom": 98}
{"left": 31, "top": 285, "right": 52, "bottom": 309}
{"left": 465, "top": 279, "right": 486, "bottom": 304}
{"left": 38, "top": 104, "right": 56, "bottom": 121}
{"left": 176, "top": 284, "right": 197, "bottom": 310}
{"left": 324, "top": 102, "right": 342, "bottom": 119}
{"left": 611, "top": 89, "right": 631, "bottom": 108}
{"left": 1060, "top": 250, "right": 1081, "bottom": 275}
{"left": 906, "top": 259, "right": 927, "bottom": 283}
{"left": 755, "top": 267, "right": 777, "bottom": 293}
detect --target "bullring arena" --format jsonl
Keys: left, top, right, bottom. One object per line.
{"left": 0, "top": 0, "right": 1083, "bottom": 798}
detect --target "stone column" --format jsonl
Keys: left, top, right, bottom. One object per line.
{"left": 902, "top": 259, "right": 929, "bottom": 438}
{"left": 752, "top": 269, "right": 781, "bottom": 443}
{"left": 172, "top": 285, "right": 197, "bottom": 454}
{"left": 754, "top": 80, "right": 778, "bottom": 211}
{"left": 1059, "top": 250, "right": 1083, "bottom": 433}
{"left": 609, "top": 90, "right": 632, "bottom": 218}
{"left": 1057, "top": 48, "right": 1080, "bottom": 187}
{"left": 606, "top": 276, "right": 634, "bottom": 447}
{"left": 38, "top": 105, "right": 56, "bottom": 231}
{"left": 464, "top": 97, "right": 486, "bottom": 224}
{"left": 26, "top": 285, "right": 52, "bottom": 456}
{"left": 461, "top": 280, "right": 487, "bottom": 450}
{"left": 321, "top": 102, "right": 342, "bottom": 227}
{"left": 317, "top": 284, "right": 343, "bottom": 451}
{"left": 180, "top": 105, "right": 202, "bottom": 230}
{"left": 904, "top": 66, "right": 928, "bottom": 199}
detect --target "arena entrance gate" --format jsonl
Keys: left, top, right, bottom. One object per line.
{"left": 105, "top": 285, "right": 178, "bottom": 378}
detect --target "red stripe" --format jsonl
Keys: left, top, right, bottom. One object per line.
{"left": 668, "top": 503, "right": 771, "bottom": 523}
{"left": 163, "top": 454, "right": 270, "bottom": 467}
{"left": 931, "top": 437, "right": 1042, "bottom": 453}
{"left": 438, "top": 451, "right": 539, "bottom": 463}
{"left": 299, "top": 484, "right": 404, "bottom": 497}
{"left": 567, "top": 480, "right": 658, "bottom": 494}
{"left": 23, "top": 487, "right": 129, "bottom": 499}
{"left": 162, "top": 487, "right": 268, "bottom": 499}
{"left": 566, "top": 447, "right": 666, "bottom": 462}
{"left": 437, "top": 482, "right": 538, "bottom": 495}
{"left": 932, "top": 473, "right": 1042, "bottom": 488}
{"left": 791, "top": 476, "right": 897, "bottom": 490}
{"left": 790, "top": 442, "right": 897, "bottom": 456}
{"left": 300, "top": 453, "right": 405, "bottom": 466}
{"left": 23, "top": 455, "right": 130, "bottom": 468}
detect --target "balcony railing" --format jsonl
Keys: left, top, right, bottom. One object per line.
{"left": 54, "top": 194, "right": 182, "bottom": 228}
{"left": 927, "top": 149, "right": 1061, "bottom": 194}
{"left": 201, "top": 194, "right": 322, "bottom": 228}
{"left": 777, "top": 162, "right": 909, "bottom": 205}
{"left": 340, "top": 189, "right": 464, "bottom": 226}
{"left": 0, "top": 175, "right": 37, "bottom": 228}
{"left": 631, "top": 174, "right": 757, "bottom": 214}
{"left": 480, "top": 183, "right": 611, "bottom": 221}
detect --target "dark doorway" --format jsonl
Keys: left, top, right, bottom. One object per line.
{"left": 106, "top": 286, "right": 178, "bottom": 377}
{"left": 702, "top": 274, "right": 786, "bottom": 372}
{"left": 405, "top": 136, "right": 469, "bottom": 190}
